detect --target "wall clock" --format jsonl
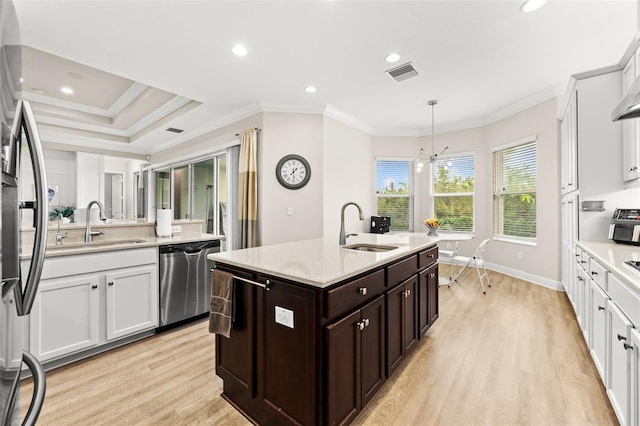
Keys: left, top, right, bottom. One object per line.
{"left": 276, "top": 154, "right": 311, "bottom": 190}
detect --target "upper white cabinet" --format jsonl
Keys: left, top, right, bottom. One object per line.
{"left": 560, "top": 91, "right": 578, "bottom": 195}
{"left": 622, "top": 56, "right": 640, "bottom": 182}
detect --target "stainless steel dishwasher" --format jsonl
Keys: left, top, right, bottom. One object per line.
{"left": 158, "top": 240, "right": 221, "bottom": 328}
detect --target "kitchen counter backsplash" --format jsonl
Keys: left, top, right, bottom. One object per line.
{"left": 21, "top": 219, "right": 206, "bottom": 247}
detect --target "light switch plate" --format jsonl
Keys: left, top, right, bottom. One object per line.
{"left": 171, "top": 225, "right": 182, "bottom": 233}
{"left": 275, "top": 306, "right": 294, "bottom": 329}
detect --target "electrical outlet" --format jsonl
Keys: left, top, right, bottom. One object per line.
{"left": 171, "top": 225, "right": 182, "bottom": 233}
{"left": 287, "top": 207, "right": 293, "bottom": 216}
{"left": 517, "top": 251, "right": 523, "bottom": 261}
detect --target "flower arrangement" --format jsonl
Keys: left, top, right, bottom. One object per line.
{"left": 49, "top": 206, "right": 74, "bottom": 222}
{"left": 424, "top": 217, "right": 439, "bottom": 236}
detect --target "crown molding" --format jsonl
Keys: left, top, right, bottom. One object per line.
{"left": 106, "top": 82, "right": 149, "bottom": 116}
{"left": 125, "top": 96, "right": 195, "bottom": 135}
{"left": 322, "top": 105, "right": 375, "bottom": 135}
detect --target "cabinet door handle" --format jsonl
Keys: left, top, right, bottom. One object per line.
{"left": 358, "top": 287, "right": 367, "bottom": 296}
{"left": 403, "top": 289, "right": 411, "bottom": 298}
{"left": 91, "top": 284, "right": 98, "bottom": 289}
{"left": 357, "top": 321, "right": 365, "bottom": 331}
{"left": 598, "top": 306, "right": 605, "bottom": 311}
{"left": 624, "top": 343, "right": 633, "bottom": 350}
{"left": 430, "top": 273, "right": 436, "bottom": 279}
{"left": 630, "top": 166, "right": 638, "bottom": 172}
{"left": 580, "top": 260, "right": 586, "bottom": 264}
{"left": 577, "top": 277, "right": 584, "bottom": 281}
{"left": 575, "top": 254, "right": 580, "bottom": 258}
{"left": 108, "top": 282, "right": 114, "bottom": 286}
{"left": 428, "top": 254, "right": 434, "bottom": 258}
{"left": 364, "top": 318, "right": 370, "bottom": 328}
{"left": 591, "top": 271, "right": 598, "bottom": 276}
{"left": 618, "top": 334, "right": 627, "bottom": 341}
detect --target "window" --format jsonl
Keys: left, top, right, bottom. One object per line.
{"left": 492, "top": 138, "right": 537, "bottom": 240}
{"left": 432, "top": 153, "right": 475, "bottom": 232}
{"left": 376, "top": 159, "right": 413, "bottom": 231}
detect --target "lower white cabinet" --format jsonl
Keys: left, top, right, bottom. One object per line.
{"left": 607, "top": 299, "right": 633, "bottom": 426}
{"left": 28, "top": 248, "right": 158, "bottom": 363}
{"left": 30, "top": 274, "right": 100, "bottom": 361}
{"left": 589, "top": 279, "right": 608, "bottom": 381}
{"left": 106, "top": 266, "right": 157, "bottom": 341}
{"left": 631, "top": 328, "right": 640, "bottom": 426}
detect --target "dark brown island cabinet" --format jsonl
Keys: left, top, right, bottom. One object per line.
{"left": 214, "top": 244, "right": 439, "bottom": 426}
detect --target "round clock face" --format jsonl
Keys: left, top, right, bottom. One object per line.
{"left": 276, "top": 155, "right": 311, "bottom": 189}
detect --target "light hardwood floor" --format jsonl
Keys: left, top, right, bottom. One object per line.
{"left": 20, "top": 270, "right": 617, "bottom": 425}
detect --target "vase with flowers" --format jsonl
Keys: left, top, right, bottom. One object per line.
{"left": 424, "top": 217, "right": 439, "bottom": 236}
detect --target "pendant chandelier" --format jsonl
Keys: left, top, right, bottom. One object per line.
{"left": 416, "top": 99, "right": 447, "bottom": 173}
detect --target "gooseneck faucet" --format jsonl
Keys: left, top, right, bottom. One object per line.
{"left": 84, "top": 200, "right": 107, "bottom": 242}
{"left": 339, "top": 202, "right": 364, "bottom": 245}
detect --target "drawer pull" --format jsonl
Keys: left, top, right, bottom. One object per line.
{"left": 624, "top": 343, "right": 633, "bottom": 350}
{"left": 591, "top": 271, "right": 598, "bottom": 276}
{"left": 577, "top": 277, "right": 584, "bottom": 281}
{"left": 575, "top": 254, "right": 580, "bottom": 257}
{"left": 580, "top": 260, "right": 586, "bottom": 264}
{"left": 403, "top": 289, "right": 411, "bottom": 298}
{"left": 597, "top": 306, "right": 605, "bottom": 311}
{"left": 108, "top": 282, "right": 114, "bottom": 286}
{"left": 618, "top": 334, "right": 627, "bottom": 341}
{"left": 357, "top": 321, "right": 365, "bottom": 331}
{"left": 91, "top": 284, "right": 98, "bottom": 289}
{"left": 428, "top": 254, "right": 434, "bottom": 258}
{"left": 364, "top": 318, "right": 370, "bottom": 328}
{"left": 358, "top": 287, "right": 367, "bottom": 296}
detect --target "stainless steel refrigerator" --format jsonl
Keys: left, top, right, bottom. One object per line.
{"left": 0, "top": 0, "right": 48, "bottom": 424}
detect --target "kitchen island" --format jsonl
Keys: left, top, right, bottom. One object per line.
{"left": 209, "top": 233, "right": 441, "bottom": 425}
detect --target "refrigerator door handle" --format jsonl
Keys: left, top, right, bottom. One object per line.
{"left": 14, "top": 100, "right": 48, "bottom": 316}
{"left": 21, "top": 351, "right": 46, "bottom": 426}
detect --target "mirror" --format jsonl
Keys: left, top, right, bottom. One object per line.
{"left": 37, "top": 149, "right": 145, "bottom": 222}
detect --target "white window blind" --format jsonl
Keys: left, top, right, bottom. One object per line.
{"left": 376, "top": 160, "right": 413, "bottom": 231}
{"left": 432, "top": 154, "right": 475, "bottom": 232}
{"left": 492, "top": 140, "right": 537, "bottom": 240}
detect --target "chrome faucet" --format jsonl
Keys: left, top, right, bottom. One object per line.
{"left": 55, "top": 213, "right": 68, "bottom": 245}
{"left": 84, "top": 200, "right": 107, "bottom": 242}
{"left": 339, "top": 202, "right": 364, "bottom": 245}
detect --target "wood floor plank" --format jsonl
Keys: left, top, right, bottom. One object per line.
{"left": 20, "top": 270, "right": 616, "bottom": 425}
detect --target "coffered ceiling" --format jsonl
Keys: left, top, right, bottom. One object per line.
{"left": 12, "top": 1, "right": 638, "bottom": 156}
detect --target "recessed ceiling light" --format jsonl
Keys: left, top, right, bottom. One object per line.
{"left": 520, "top": 0, "right": 547, "bottom": 13}
{"left": 232, "top": 45, "right": 248, "bottom": 56}
{"left": 61, "top": 86, "right": 74, "bottom": 95}
{"left": 305, "top": 86, "right": 317, "bottom": 93}
{"left": 385, "top": 53, "right": 401, "bottom": 63}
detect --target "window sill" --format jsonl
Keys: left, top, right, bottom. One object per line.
{"left": 492, "top": 236, "right": 537, "bottom": 247}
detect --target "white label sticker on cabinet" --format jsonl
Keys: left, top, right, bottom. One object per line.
{"left": 275, "top": 306, "right": 294, "bottom": 329}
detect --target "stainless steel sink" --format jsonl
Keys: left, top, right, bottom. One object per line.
{"left": 343, "top": 243, "right": 398, "bottom": 252}
{"left": 48, "top": 239, "right": 147, "bottom": 249}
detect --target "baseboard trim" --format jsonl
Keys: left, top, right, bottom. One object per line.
{"left": 437, "top": 259, "right": 563, "bottom": 291}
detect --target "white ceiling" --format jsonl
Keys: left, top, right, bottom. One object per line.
{"left": 12, "top": 0, "right": 638, "bottom": 156}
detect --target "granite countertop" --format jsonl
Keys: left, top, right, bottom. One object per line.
{"left": 21, "top": 233, "right": 224, "bottom": 259}
{"left": 208, "top": 233, "right": 445, "bottom": 288}
{"left": 577, "top": 240, "right": 640, "bottom": 294}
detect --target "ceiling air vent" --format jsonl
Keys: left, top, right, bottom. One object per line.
{"left": 386, "top": 62, "right": 419, "bottom": 82}
{"left": 166, "top": 127, "right": 184, "bottom": 133}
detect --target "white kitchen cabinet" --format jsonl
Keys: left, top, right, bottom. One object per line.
{"left": 623, "top": 57, "right": 640, "bottom": 182}
{"left": 30, "top": 274, "right": 100, "bottom": 362}
{"left": 588, "top": 278, "right": 608, "bottom": 382}
{"left": 106, "top": 265, "right": 158, "bottom": 341}
{"left": 560, "top": 91, "right": 578, "bottom": 195}
{"left": 28, "top": 247, "right": 158, "bottom": 364}
{"left": 561, "top": 193, "right": 579, "bottom": 305}
{"left": 630, "top": 328, "right": 640, "bottom": 426}
{"left": 607, "top": 299, "right": 632, "bottom": 426}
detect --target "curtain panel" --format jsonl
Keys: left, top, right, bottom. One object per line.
{"left": 238, "top": 128, "right": 258, "bottom": 248}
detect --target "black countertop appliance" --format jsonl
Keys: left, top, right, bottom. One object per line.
{"left": 370, "top": 216, "right": 390, "bottom": 234}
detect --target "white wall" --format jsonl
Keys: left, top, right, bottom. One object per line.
{"left": 485, "top": 98, "right": 559, "bottom": 283}
{"left": 323, "top": 117, "right": 372, "bottom": 240}
{"left": 261, "top": 112, "right": 324, "bottom": 245}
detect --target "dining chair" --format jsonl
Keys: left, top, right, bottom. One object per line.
{"left": 450, "top": 238, "right": 492, "bottom": 294}
{"left": 438, "top": 241, "right": 459, "bottom": 286}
